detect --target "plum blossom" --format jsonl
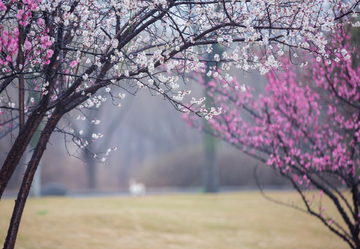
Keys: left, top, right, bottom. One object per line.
{"left": 184, "top": 29, "right": 360, "bottom": 249}
{"left": 1, "top": 1, "right": 360, "bottom": 248}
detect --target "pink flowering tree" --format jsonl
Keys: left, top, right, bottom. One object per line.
{"left": 184, "top": 30, "right": 360, "bottom": 248}
{"left": 1, "top": 0, "right": 360, "bottom": 247}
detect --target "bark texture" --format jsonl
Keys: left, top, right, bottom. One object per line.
{"left": 3, "top": 109, "right": 63, "bottom": 249}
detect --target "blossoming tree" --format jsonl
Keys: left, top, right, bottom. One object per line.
{"left": 1, "top": 0, "right": 360, "bottom": 247}
{"left": 184, "top": 29, "right": 360, "bottom": 248}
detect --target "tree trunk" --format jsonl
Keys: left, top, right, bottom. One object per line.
{"left": 3, "top": 109, "right": 63, "bottom": 249}
{"left": 0, "top": 112, "right": 45, "bottom": 199}
{"left": 87, "top": 158, "right": 97, "bottom": 189}
{"left": 202, "top": 45, "right": 221, "bottom": 193}
{"left": 17, "top": 2, "right": 26, "bottom": 132}
{"left": 203, "top": 62, "right": 218, "bottom": 192}
{"left": 203, "top": 131, "right": 218, "bottom": 193}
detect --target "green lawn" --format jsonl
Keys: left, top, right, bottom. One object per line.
{"left": 0, "top": 191, "right": 349, "bottom": 249}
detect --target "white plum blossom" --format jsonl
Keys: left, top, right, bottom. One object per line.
{"left": 240, "top": 84, "right": 246, "bottom": 92}
{"left": 91, "top": 119, "right": 100, "bottom": 125}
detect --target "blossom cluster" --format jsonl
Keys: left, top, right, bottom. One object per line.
{"left": 0, "top": 0, "right": 358, "bottom": 124}
{"left": 184, "top": 30, "right": 360, "bottom": 247}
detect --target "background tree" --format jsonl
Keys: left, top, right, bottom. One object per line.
{"left": 202, "top": 44, "right": 225, "bottom": 193}
{"left": 184, "top": 29, "right": 360, "bottom": 249}
{"left": 70, "top": 96, "right": 133, "bottom": 189}
{"left": 0, "top": 0, "right": 360, "bottom": 248}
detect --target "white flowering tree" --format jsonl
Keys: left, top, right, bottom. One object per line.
{"left": 0, "top": 0, "right": 360, "bottom": 247}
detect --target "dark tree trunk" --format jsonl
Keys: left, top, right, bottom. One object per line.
{"left": 0, "top": 112, "right": 45, "bottom": 199}
{"left": 3, "top": 109, "right": 63, "bottom": 249}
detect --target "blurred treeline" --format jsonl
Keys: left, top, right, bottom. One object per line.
{"left": 1, "top": 71, "right": 291, "bottom": 193}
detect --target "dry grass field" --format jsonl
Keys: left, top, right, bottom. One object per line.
{"left": 0, "top": 191, "right": 349, "bottom": 249}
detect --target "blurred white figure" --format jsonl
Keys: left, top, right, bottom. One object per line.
{"left": 129, "top": 178, "right": 146, "bottom": 196}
